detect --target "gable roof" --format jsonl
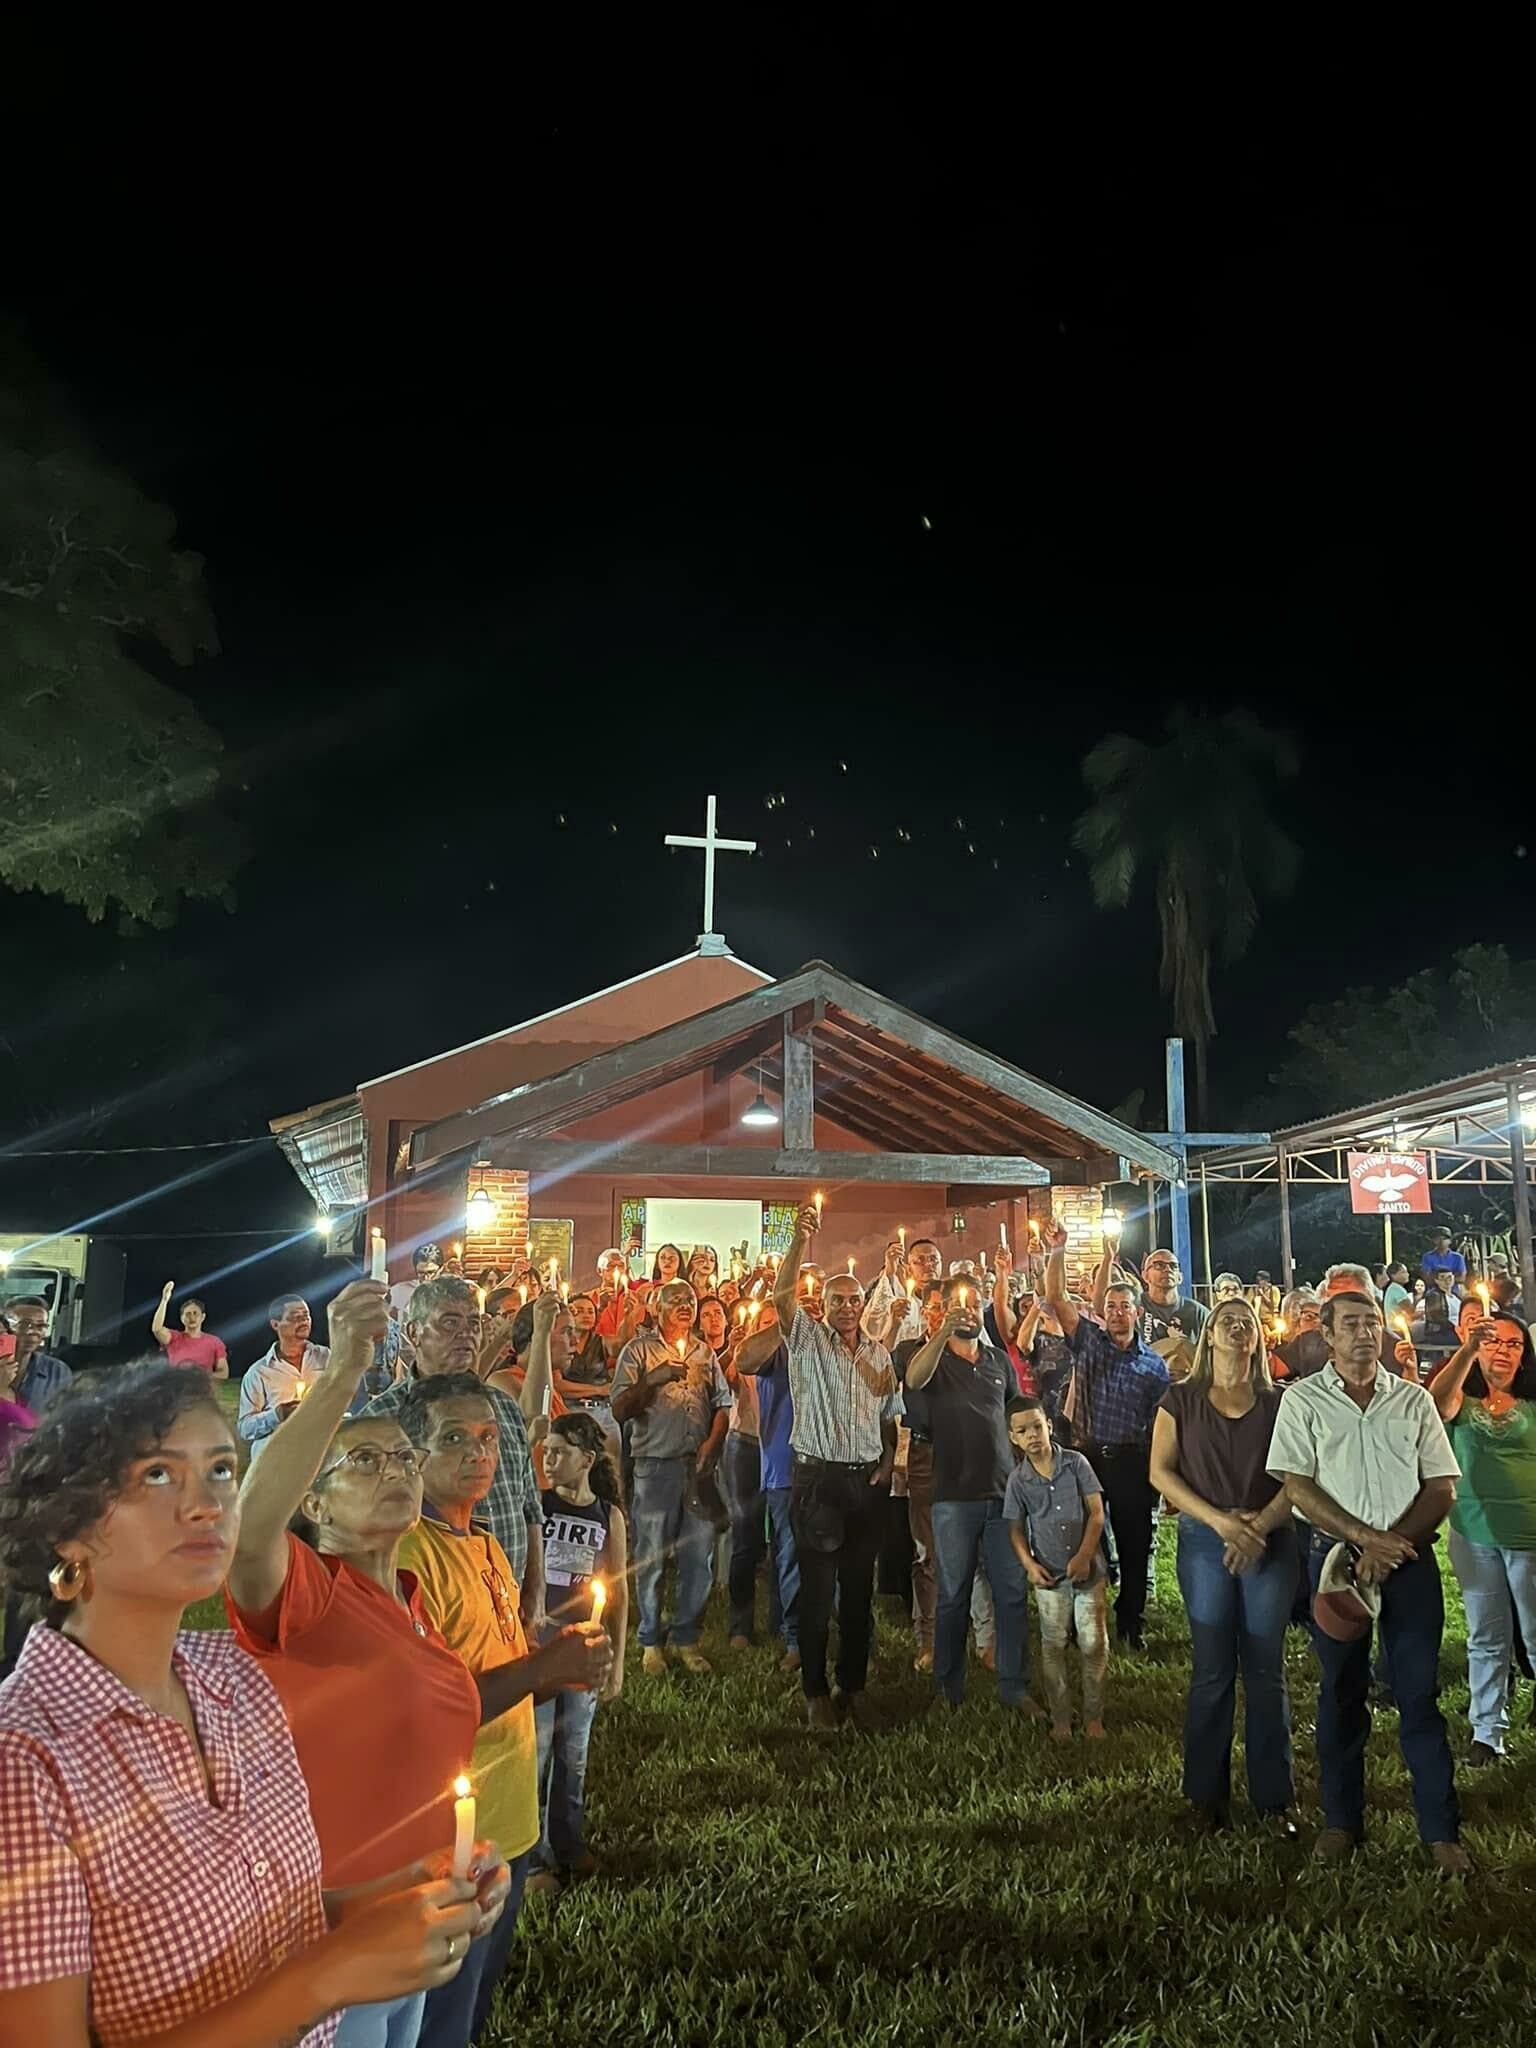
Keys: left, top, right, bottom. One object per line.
{"left": 407, "top": 959, "right": 1178, "bottom": 1180}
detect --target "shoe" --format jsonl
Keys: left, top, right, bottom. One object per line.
{"left": 978, "top": 1646, "right": 997, "bottom": 1672}
{"left": 641, "top": 1646, "right": 669, "bottom": 1677}
{"left": 676, "top": 1646, "right": 712, "bottom": 1675}
{"left": 1429, "top": 1840, "right": 1474, "bottom": 1877}
{"left": 1191, "top": 1802, "right": 1232, "bottom": 1835}
{"left": 524, "top": 1869, "right": 564, "bottom": 1897}
{"left": 778, "top": 1647, "right": 802, "bottom": 1674}
{"left": 1084, "top": 1720, "right": 1107, "bottom": 1742}
{"left": 1118, "top": 1629, "right": 1147, "bottom": 1655}
{"left": 1311, "top": 1828, "right": 1358, "bottom": 1864}
{"left": 1003, "top": 1695, "right": 1047, "bottom": 1720}
{"left": 728, "top": 1634, "right": 751, "bottom": 1650}
{"left": 834, "top": 1689, "right": 878, "bottom": 1733}
{"left": 805, "top": 1694, "right": 840, "bottom": 1733}
{"left": 1258, "top": 1809, "right": 1301, "bottom": 1842}
{"left": 565, "top": 1851, "right": 599, "bottom": 1879}
{"left": 1050, "top": 1721, "right": 1073, "bottom": 1744}
{"left": 913, "top": 1648, "right": 934, "bottom": 1674}
{"left": 1465, "top": 1740, "right": 1501, "bottom": 1767}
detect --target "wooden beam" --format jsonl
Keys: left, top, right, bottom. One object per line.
{"left": 810, "top": 1034, "right": 1007, "bottom": 1153}
{"left": 480, "top": 1137, "right": 1051, "bottom": 1186}
{"left": 781, "top": 1016, "right": 815, "bottom": 1149}
{"left": 709, "top": 1020, "right": 783, "bottom": 1085}
{"left": 823, "top": 1013, "right": 1077, "bottom": 1156}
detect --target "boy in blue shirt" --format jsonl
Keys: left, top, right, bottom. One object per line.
{"left": 1004, "top": 1398, "right": 1108, "bottom": 1744}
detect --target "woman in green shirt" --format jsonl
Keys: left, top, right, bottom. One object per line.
{"left": 1431, "top": 1311, "right": 1536, "bottom": 1763}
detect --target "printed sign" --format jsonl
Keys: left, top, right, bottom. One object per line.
{"left": 1347, "top": 1151, "right": 1431, "bottom": 1215}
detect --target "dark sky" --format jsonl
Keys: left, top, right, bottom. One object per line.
{"left": 3, "top": 93, "right": 1529, "bottom": 1322}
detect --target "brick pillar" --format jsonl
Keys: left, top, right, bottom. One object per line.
{"left": 463, "top": 1167, "right": 530, "bottom": 1274}
{"left": 1027, "top": 1185, "right": 1107, "bottom": 1295}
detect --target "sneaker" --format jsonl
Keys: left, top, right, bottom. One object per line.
{"left": 778, "top": 1647, "right": 802, "bottom": 1674}
{"left": 1311, "top": 1827, "right": 1357, "bottom": 1864}
{"left": 1259, "top": 1809, "right": 1301, "bottom": 1842}
{"left": 524, "top": 1869, "right": 564, "bottom": 1898}
{"left": 805, "top": 1694, "right": 840, "bottom": 1733}
{"left": 1464, "top": 1740, "right": 1501, "bottom": 1767}
{"left": 728, "top": 1634, "right": 751, "bottom": 1651}
{"left": 676, "top": 1646, "right": 712, "bottom": 1675}
{"left": 1429, "top": 1840, "right": 1473, "bottom": 1877}
{"left": 913, "top": 1648, "right": 934, "bottom": 1674}
{"left": 641, "top": 1646, "right": 669, "bottom": 1677}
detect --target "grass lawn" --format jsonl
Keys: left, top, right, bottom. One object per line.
{"left": 187, "top": 1419, "right": 1536, "bottom": 2048}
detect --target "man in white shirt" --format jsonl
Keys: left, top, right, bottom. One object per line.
{"left": 861, "top": 1237, "right": 943, "bottom": 1346}
{"left": 237, "top": 1296, "right": 332, "bottom": 1462}
{"left": 1267, "top": 1288, "right": 1467, "bottom": 1872}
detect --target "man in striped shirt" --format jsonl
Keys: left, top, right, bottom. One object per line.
{"left": 769, "top": 1204, "right": 901, "bottom": 1731}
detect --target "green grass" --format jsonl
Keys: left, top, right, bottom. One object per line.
{"left": 186, "top": 1509, "right": 1536, "bottom": 2047}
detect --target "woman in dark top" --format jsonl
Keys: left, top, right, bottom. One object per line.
{"left": 1150, "top": 1296, "right": 1298, "bottom": 1833}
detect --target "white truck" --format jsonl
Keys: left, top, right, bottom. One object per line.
{"left": 0, "top": 1233, "right": 128, "bottom": 1348}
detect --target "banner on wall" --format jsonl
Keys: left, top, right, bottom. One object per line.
{"left": 1347, "top": 1151, "right": 1431, "bottom": 1215}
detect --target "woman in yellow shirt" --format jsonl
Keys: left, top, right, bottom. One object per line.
{"left": 397, "top": 1374, "right": 609, "bottom": 2047}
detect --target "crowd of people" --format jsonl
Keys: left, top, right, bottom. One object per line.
{"left": 0, "top": 1211, "right": 1531, "bottom": 2039}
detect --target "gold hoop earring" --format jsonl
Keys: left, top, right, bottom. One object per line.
{"left": 48, "top": 1557, "right": 89, "bottom": 1603}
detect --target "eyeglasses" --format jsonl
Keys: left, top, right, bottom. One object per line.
{"left": 1481, "top": 1336, "right": 1524, "bottom": 1353}
{"left": 319, "top": 1444, "right": 426, "bottom": 1481}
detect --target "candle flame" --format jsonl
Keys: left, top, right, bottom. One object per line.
{"left": 898, "top": 1226, "right": 907, "bottom": 1249}
{"left": 813, "top": 1192, "right": 824, "bottom": 1218}
{"left": 589, "top": 1579, "right": 606, "bottom": 1623}
{"left": 453, "top": 1774, "right": 472, "bottom": 1799}
{"left": 676, "top": 1337, "right": 687, "bottom": 1360}
{"left": 906, "top": 1277, "right": 916, "bottom": 1298}
{"left": 560, "top": 1279, "right": 570, "bottom": 1301}
{"left": 1396, "top": 1315, "right": 1412, "bottom": 1338}
{"left": 517, "top": 1284, "right": 528, "bottom": 1305}
{"left": 847, "top": 1256, "right": 856, "bottom": 1275}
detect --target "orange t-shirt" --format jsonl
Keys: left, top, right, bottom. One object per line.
{"left": 226, "top": 1532, "right": 480, "bottom": 1886}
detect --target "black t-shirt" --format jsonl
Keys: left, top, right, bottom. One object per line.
{"left": 922, "top": 1341, "right": 1015, "bottom": 1502}
{"left": 1139, "top": 1296, "right": 1208, "bottom": 1347}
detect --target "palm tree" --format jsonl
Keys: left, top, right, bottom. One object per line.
{"left": 1071, "top": 707, "right": 1301, "bottom": 1123}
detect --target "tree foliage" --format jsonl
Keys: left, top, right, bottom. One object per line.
{"left": 0, "top": 342, "right": 236, "bottom": 926}
{"left": 1262, "top": 943, "right": 1536, "bottom": 1123}
{"left": 1071, "top": 707, "right": 1300, "bottom": 1114}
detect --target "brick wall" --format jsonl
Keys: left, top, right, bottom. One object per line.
{"left": 462, "top": 1167, "right": 530, "bottom": 1275}
{"left": 1026, "top": 1185, "right": 1106, "bottom": 1295}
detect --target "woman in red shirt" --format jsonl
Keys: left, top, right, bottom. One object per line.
{"left": 0, "top": 1357, "right": 485, "bottom": 2047}
{"left": 226, "top": 1282, "right": 604, "bottom": 2048}
{"left": 151, "top": 1282, "right": 230, "bottom": 1379}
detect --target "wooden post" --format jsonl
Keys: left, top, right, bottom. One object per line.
{"left": 781, "top": 1017, "right": 815, "bottom": 1150}
{"left": 1508, "top": 1081, "right": 1535, "bottom": 1312}
{"left": 1277, "top": 1143, "right": 1293, "bottom": 1288}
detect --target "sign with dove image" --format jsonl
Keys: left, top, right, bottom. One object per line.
{"left": 1347, "top": 1150, "right": 1431, "bottom": 1215}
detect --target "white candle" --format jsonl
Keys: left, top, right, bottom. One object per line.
{"left": 898, "top": 1226, "right": 907, "bottom": 1250}
{"left": 369, "top": 1230, "right": 388, "bottom": 1283}
{"left": 1000, "top": 1221, "right": 1008, "bottom": 1250}
{"left": 451, "top": 1774, "right": 475, "bottom": 1879}
{"left": 813, "top": 1192, "right": 824, "bottom": 1221}
{"left": 847, "top": 1256, "right": 856, "bottom": 1275}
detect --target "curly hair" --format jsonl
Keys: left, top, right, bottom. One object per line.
{"left": 0, "top": 1359, "right": 226, "bottom": 1626}
{"left": 548, "top": 1411, "right": 621, "bottom": 1504}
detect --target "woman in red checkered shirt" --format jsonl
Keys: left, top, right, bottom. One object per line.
{"left": 0, "top": 1357, "right": 493, "bottom": 2047}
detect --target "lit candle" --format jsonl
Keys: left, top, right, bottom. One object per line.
{"left": 452, "top": 1241, "right": 463, "bottom": 1260}
{"left": 813, "top": 1192, "right": 824, "bottom": 1221}
{"left": 560, "top": 1279, "right": 570, "bottom": 1302}
{"left": 847, "top": 1256, "right": 856, "bottom": 1276}
{"left": 1274, "top": 1316, "right": 1287, "bottom": 1340}
{"left": 898, "top": 1226, "right": 907, "bottom": 1250}
{"left": 676, "top": 1337, "right": 688, "bottom": 1361}
{"left": 590, "top": 1578, "right": 607, "bottom": 1626}
{"left": 547, "top": 1258, "right": 559, "bottom": 1288}
{"left": 999, "top": 1221, "right": 1008, "bottom": 1250}
{"left": 905, "top": 1277, "right": 916, "bottom": 1299}
{"left": 451, "top": 1774, "right": 476, "bottom": 1880}
{"left": 1477, "top": 1282, "right": 1492, "bottom": 1312}
{"left": 294, "top": 1379, "right": 309, "bottom": 1401}
{"left": 517, "top": 1284, "right": 528, "bottom": 1306}
{"left": 978, "top": 1249, "right": 988, "bottom": 1275}
{"left": 1396, "top": 1314, "right": 1413, "bottom": 1340}
{"left": 369, "top": 1229, "right": 388, "bottom": 1283}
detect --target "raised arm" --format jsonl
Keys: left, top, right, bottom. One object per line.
{"left": 732, "top": 1324, "right": 782, "bottom": 1376}
{"left": 150, "top": 1280, "right": 175, "bottom": 1348}
{"left": 1430, "top": 1331, "right": 1483, "bottom": 1422}
{"left": 991, "top": 1245, "right": 1016, "bottom": 1345}
{"left": 227, "top": 1282, "right": 386, "bottom": 1614}
{"left": 905, "top": 1308, "right": 965, "bottom": 1391}
{"left": 1042, "top": 1218, "right": 1079, "bottom": 1339}
{"left": 519, "top": 1292, "right": 559, "bottom": 1428}
{"left": 773, "top": 1202, "right": 820, "bottom": 1327}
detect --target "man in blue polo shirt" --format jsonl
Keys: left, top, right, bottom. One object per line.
{"left": 733, "top": 1296, "right": 802, "bottom": 1674}
{"left": 1042, "top": 1218, "right": 1169, "bottom": 1651}
{"left": 1420, "top": 1229, "right": 1467, "bottom": 1298}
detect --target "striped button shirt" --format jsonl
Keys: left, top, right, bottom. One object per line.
{"left": 362, "top": 1376, "right": 539, "bottom": 1585}
{"left": 784, "top": 1306, "right": 903, "bottom": 1464}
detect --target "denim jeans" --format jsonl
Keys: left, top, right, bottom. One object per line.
{"left": 790, "top": 1461, "right": 884, "bottom": 1697}
{"left": 418, "top": 1851, "right": 530, "bottom": 2047}
{"left": 765, "top": 1484, "right": 801, "bottom": 1650}
{"left": 1175, "top": 1515, "right": 1297, "bottom": 1813}
{"left": 1307, "top": 1541, "right": 1459, "bottom": 1843}
{"left": 631, "top": 1455, "right": 715, "bottom": 1647}
{"left": 932, "top": 1497, "right": 1030, "bottom": 1704}
{"left": 1034, "top": 1580, "right": 1108, "bottom": 1723}
{"left": 1447, "top": 1530, "right": 1536, "bottom": 1753}
{"left": 334, "top": 1992, "right": 425, "bottom": 2048}
{"left": 723, "top": 1431, "right": 769, "bottom": 1639}
{"left": 533, "top": 1684, "right": 600, "bottom": 1868}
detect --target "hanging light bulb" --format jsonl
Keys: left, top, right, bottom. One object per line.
{"left": 314, "top": 1211, "right": 333, "bottom": 1240}
{"left": 467, "top": 1185, "right": 496, "bottom": 1230}
{"left": 739, "top": 1064, "right": 780, "bottom": 1129}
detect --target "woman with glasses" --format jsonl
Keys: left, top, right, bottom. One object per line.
{"left": 226, "top": 1282, "right": 529, "bottom": 2048}
{"left": 1430, "top": 1309, "right": 1536, "bottom": 1764}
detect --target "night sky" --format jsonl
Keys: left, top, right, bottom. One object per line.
{"left": 3, "top": 97, "right": 1528, "bottom": 1330}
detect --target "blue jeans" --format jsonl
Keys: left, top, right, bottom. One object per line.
{"left": 723, "top": 1431, "right": 770, "bottom": 1639}
{"left": 765, "top": 1484, "right": 801, "bottom": 1650}
{"left": 334, "top": 1992, "right": 425, "bottom": 2048}
{"left": 533, "top": 1685, "right": 600, "bottom": 1869}
{"left": 1447, "top": 1530, "right": 1536, "bottom": 1753}
{"left": 631, "top": 1455, "right": 715, "bottom": 1647}
{"left": 418, "top": 1850, "right": 530, "bottom": 2048}
{"left": 1307, "top": 1541, "right": 1459, "bottom": 1843}
{"left": 932, "top": 1497, "right": 1030, "bottom": 1704}
{"left": 1175, "top": 1516, "right": 1297, "bottom": 1813}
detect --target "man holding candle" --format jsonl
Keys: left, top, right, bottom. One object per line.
{"left": 862, "top": 1236, "right": 943, "bottom": 1346}
{"left": 772, "top": 1203, "right": 901, "bottom": 1730}
{"left": 610, "top": 1279, "right": 731, "bottom": 1675}
{"left": 904, "top": 1273, "right": 1039, "bottom": 1713}
{"left": 237, "top": 1296, "right": 333, "bottom": 1463}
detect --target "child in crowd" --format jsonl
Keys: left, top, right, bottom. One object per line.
{"left": 1004, "top": 1398, "right": 1109, "bottom": 1744}
{"left": 529, "top": 1411, "right": 628, "bottom": 1894}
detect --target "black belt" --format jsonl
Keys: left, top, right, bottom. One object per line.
{"left": 566, "top": 1395, "right": 611, "bottom": 1408}
{"left": 1087, "top": 1442, "right": 1147, "bottom": 1458}
{"left": 795, "top": 1452, "right": 877, "bottom": 1473}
